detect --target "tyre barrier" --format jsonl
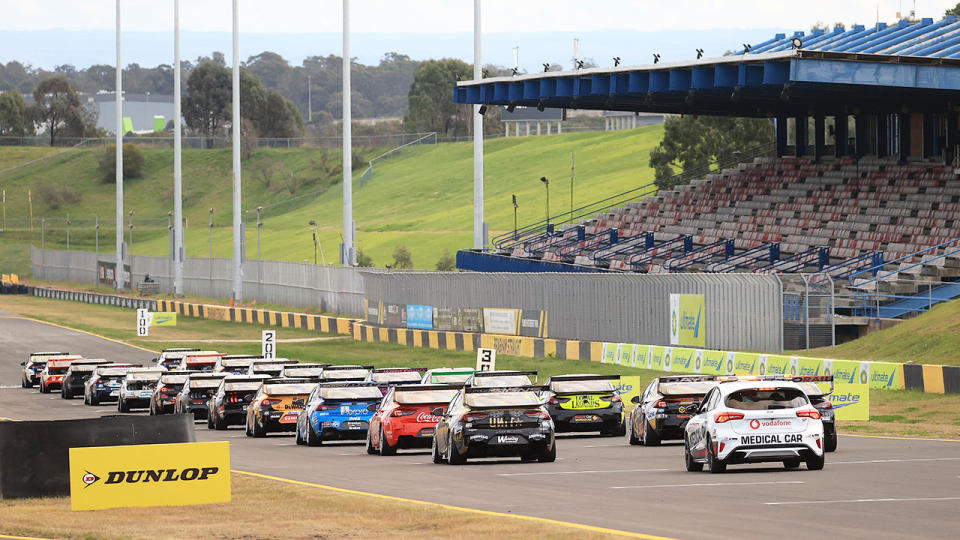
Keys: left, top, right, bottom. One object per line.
{"left": 0, "top": 414, "right": 195, "bottom": 499}
{"left": 31, "top": 286, "right": 157, "bottom": 311}
{"left": 0, "top": 283, "right": 27, "bottom": 294}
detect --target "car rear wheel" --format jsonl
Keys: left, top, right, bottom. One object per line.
{"left": 251, "top": 417, "right": 267, "bottom": 438}
{"left": 118, "top": 399, "right": 129, "bottom": 413}
{"left": 613, "top": 419, "right": 627, "bottom": 437}
{"left": 366, "top": 429, "right": 378, "bottom": 454}
{"left": 643, "top": 420, "right": 661, "bottom": 446}
{"left": 784, "top": 459, "right": 801, "bottom": 469}
{"left": 627, "top": 416, "right": 642, "bottom": 446}
{"left": 806, "top": 452, "right": 825, "bottom": 470}
{"left": 431, "top": 436, "right": 443, "bottom": 464}
{"left": 447, "top": 435, "right": 466, "bottom": 465}
{"left": 90, "top": 394, "right": 99, "bottom": 406}
{"left": 538, "top": 442, "right": 557, "bottom": 463}
{"left": 824, "top": 428, "right": 838, "bottom": 453}
{"left": 707, "top": 436, "right": 726, "bottom": 474}
{"left": 304, "top": 422, "right": 321, "bottom": 446}
{"left": 684, "top": 437, "right": 703, "bottom": 472}
{"left": 40, "top": 382, "right": 49, "bottom": 394}
{"left": 379, "top": 427, "right": 397, "bottom": 456}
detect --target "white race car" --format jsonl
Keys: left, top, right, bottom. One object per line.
{"left": 683, "top": 376, "right": 827, "bottom": 473}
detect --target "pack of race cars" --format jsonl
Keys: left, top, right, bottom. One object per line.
{"left": 18, "top": 348, "right": 836, "bottom": 471}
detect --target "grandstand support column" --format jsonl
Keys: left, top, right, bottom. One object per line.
{"left": 855, "top": 114, "right": 868, "bottom": 158}
{"left": 835, "top": 113, "right": 848, "bottom": 158}
{"left": 795, "top": 114, "right": 808, "bottom": 157}
{"left": 775, "top": 115, "right": 788, "bottom": 158}
{"left": 472, "top": 0, "right": 484, "bottom": 250}
{"left": 922, "top": 113, "right": 937, "bottom": 158}
{"left": 814, "top": 114, "right": 825, "bottom": 162}
{"left": 899, "top": 112, "right": 911, "bottom": 163}
{"left": 946, "top": 112, "right": 958, "bottom": 165}
{"left": 877, "top": 114, "right": 889, "bottom": 158}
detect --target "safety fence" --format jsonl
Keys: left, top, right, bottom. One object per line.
{"left": 30, "top": 247, "right": 367, "bottom": 317}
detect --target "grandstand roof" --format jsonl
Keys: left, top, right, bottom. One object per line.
{"left": 455, "top": 17, "right": 960, "bottom": 117}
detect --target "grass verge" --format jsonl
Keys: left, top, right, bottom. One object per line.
{"left": 0, "top": 472, "right": 631, "bottom": 540}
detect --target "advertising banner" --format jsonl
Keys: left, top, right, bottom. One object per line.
{"left": 831, "top": 381, "right": 870, "bottom": 420}
{"left": 649, "top": 346, "right": 667, "bottom": 371}
{"left": 671, "top": 347, "right": 697, "bottom": 373}
{"left": 831, "top": 360, "right": 865, "bottom": 385}
{"left": 453, "top": 308, "right": 484, "bottom": 333}
{"left": 406, "top": 305, "right": 434, "bottom": 330}
{"left": 384, "top": 303, "right": 404, "bottom": 328}
{"left": 614, "top": 376, "right": 642, "bottom": 407}
{"left": 764, "top": 355, "right": 791, "bottom": 376}
{"left": 97, "top": 260, "right": 131, "bottom": 289}
{"left": 518, "top": 310, "right": 547, "bottom": 338}
{"left": 620, "top": 344, "right": 637, "bottom": 367}
{"left": 151, "top": 312, "right": 177, "bottom": 327}
{"left": 483, "top": 308, "right": 520, "bottom": 335}
{"left": 366, "top": 301, "right": 380, "bottom": 323}
{"left": 636, "top": 345, "right": 652, "bottom": 370}
{"left": 732, "top": 352, "right": 760, "bottom": 375}
{"left": 793, "top": 357, "right": 824, "bottom": 377}
{"left": 867, "top": 361, "right": 904, "bottom": 390}
{"left": 669, "top": 293, "right": 706, "bottom": 347}
{"left": 701, "top": 350, "right": 727, "bottom": 375}
{"left": 69, "top": 441, "right": 231, "bottom": 511}
{"left": 601, "top": 343, "right": 620, "bottom": 364}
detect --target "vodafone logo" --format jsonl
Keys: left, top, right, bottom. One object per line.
{"left": 82, "top": 471, "right": 101, "bottom": 488}
{"left": 749, "top": 419, "right": 760, "bottom": 430}
{"left": 750, "top": 419, "right": 792, "bottom": 430}
{"left": 416, "top": 412, "right": 442, "bottom": 423}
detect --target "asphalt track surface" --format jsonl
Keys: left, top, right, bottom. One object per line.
{"left": 2, "top": 310, "right": 959, "bottom": 539}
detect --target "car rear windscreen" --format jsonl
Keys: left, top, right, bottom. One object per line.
{"left": 371, "top": 372, "right": 422, "bottom": 383}
{"left": 550, "top": 379, "right": 616, "bottom": 393}
{"left": 225, "top": 382, "right": 263, "bottom": 392}
{"left": 323, "top": 369, "right": 369, "bottom": 380}
{"left": 320, "top": 387, "right": 383, "bottom": 400}
{"left": 395, "top": 389, "right": 459, "bottom": 404}
{"left": 472, "top": 375, "right": 533, "bottom": 387}
{"left": 263, "top": 384, "right": 315, "bottom": 395}
{"left": 725, "top": 387, "right": 809, "bottom": 410}
{"left": 658, "top": 381, "right": 717, "bottom": 396}
{"left": 464, "top": 391, "right": 544, "bottom": 408}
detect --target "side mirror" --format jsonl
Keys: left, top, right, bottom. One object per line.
{"left": 431, "top": 407, "right": 444, "bottom": 416}
{"left": 630, "top": 396, "right": 640, "bottom": 404}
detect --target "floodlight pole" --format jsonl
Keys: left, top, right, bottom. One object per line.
{"left": 115, "top": 0, "right": 124, "bottom": 290}
{"left": 570, "top": 151, "right": 575, "bottom": 223}
{"left": 231, "top": 0, "right": 243, "bottom": 301}
{"left": 173, "top": 0, "right": 184, "bottom": 296}
{"left": 342, "top": 0, "right": 354, "bottom": 266}
{"left": 473, "top": 0, "right": 484, "bottom": 250}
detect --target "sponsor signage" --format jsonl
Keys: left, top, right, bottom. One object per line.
{"left": 97, "top": 260, "right": 131, "bottom": 289}
{"left": 601, "top": 343, "right": 620, "bottom": 364}
{"left": 669, "top": 293, "right": 705, "bottom": 347}
{"left": 649, "top": 346, "right": 667, "bottom": 371}
{"left": 620, "top": 344, "right": 637, "bottom": 367}
{"left": 261, "top": 330, "right": 276, "bottom": 359}
{"left": 406, "top": 305, "right": 434, "bottom": 330}
{"left": 483, "top": 308, "right": 519, "bottom": 335}
{"left": 830, "top": 382, "right": 870, "bottom": 421}
{"left": 701, "top": 350, "right": 725, "bottom": 375}
{"left": 384, "top": 303, "right": 405, "bottom": 328}
{"left": 634, "top": 346, "right": 651, "bottom": 369}
{"left": 671, "top": 347, "right": 697, "bottom": 372}
{"left": 733, "top": 352, "right": 759, "bottom": 375}
{"left": 151, "top": 312, "right": 177, "bottom": 327}
{"left": 518, "top": 310, "right": 548, "bottom": 338}
{"left": 69, "top": 441, "right": 231, "bottom": 511}
{"left": 764, "top": 354, "right": 791, "bottom": 375}
{"left": 868, "top": 361, "right": 903, "bottom": 389}
{"left": 614, "top": 376, "right": 642, "bottom": 407}
{"left": 476, "top": 347, "right": 496, "bottom": 371}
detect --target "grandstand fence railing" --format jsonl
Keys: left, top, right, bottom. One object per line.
{"left": 780, "top": 273, "right": 836, "bottom": 351}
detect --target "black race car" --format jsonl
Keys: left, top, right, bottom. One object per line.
{"left": 60, "top": 359, "right": 111, "bottom": 399}
{"left": 148, "top": 371, "right": 198, "bottom": 415}
{"left": 173, "top": 373, "right": 227, "bottom": 420}
{"left": 432, "top": 385, "right": 555, "bottom": 464}
{"left": 798, "top": 378, "right": 838, "bottom": 452}
{"left": 544, "top": 374, "right": 625, "bottom": 436}
{"left": 627, "top": 375, "right": 718, "bottom": 446}
{"left": 207, "top": 375, "right": 269, "bottom": 430}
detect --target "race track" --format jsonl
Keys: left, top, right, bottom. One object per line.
{"left": 2, "top": 310, "right": 958, "bottom": 539}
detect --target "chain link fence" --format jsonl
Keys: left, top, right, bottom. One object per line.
{"left": 781, "top": 273, "right": 836, "bottom": 350}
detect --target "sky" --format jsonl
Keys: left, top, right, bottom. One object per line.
{"left": 0, "top": 0, "right": 957, "bottom": 70}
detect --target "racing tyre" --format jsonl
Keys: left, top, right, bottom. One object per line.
{"left": 431, "top": 436, "right": 443, "bottom": 464}
{"left": 366, "top": 430, "right": 378, "bottom": 454}
{"left": 684, "top": 437, "right": 703, "bottom": 472}
{"left": 118, "top": 399, "right": 129, "bottom": 413}
{"left": 824, "top": 429, "right": 838, "bottom": 453}
{"left": 627, "top": 417, "right": 642, "bottom": 446}
{"left": 538, "top": 442, "right": 557, "bottom": 463}
{"left": 90, "top": 394, "right": 99, "bottom": 406}
{"left": 642, "top": 420, "right": 661, "bottom": 446}
{"left": 520, "top": 451, "right": 538, "bottom": 462}
{"left": 304, "top": 423, "right": 321, "bottom": 446}
{"left": 447, "top": 435, "right": 466, "bottom": 465}
{"left": 214, "top": 414, "right": 227, "bottom": 431}
{"left": 613, "top": 419, "right": 627, "bottom": 437}
{"left": 806, "top": 452, "right": 825, "bottom": 471}
{"left": 707, "top": 437, "right": 726, "bottom": 474}
{"left": 378, "top": 427, "right": 397, "bottom": 456}
{"left": 63, "top": 387, "right": 73, "bottom": 399}
{"left": 784, "top": 459, "right": 801, "bottom": 469}
{"left": 207, "top": 414, "right": 214, "bottom": 429}
{"left": 40, "top": 382, "right": 49, "bottom": 394}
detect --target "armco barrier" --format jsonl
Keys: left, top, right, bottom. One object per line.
{"left": 32, "top": 285, "right": 157, "bottom": 311}
{"left": 0, "top": 414, "right": 195, "bottom": 499}
{"left": 156, "top": 300, "right": 355, "bottom": 335}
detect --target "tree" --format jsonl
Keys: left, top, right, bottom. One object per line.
{"left": 392, "top": 245, "right": 413, "bottom": 269}
{"left": 649, "top": 115, "right": 774, "bottom": 190}
{"left": 435, "top": 250, "right": 456, "bottom": 271}
{"left": 183, "top": 61, "right": 231, "bottom": 138}
{"left": 31, "top": 75, "right": 97, "bottom": 145}
{"left": 404, "top": 59, "right": 472, "bottom": 136}
{"left": 356, "top": 248, "right": 374, "bottom": 267}
{"left": 97, "top": 143, "right": 145, "bottom": 182}
{"left": 947, "top": 3, "right": 960, "bottom": 17}
{"left": 0, "top": 90, "right": 32, "bottom": 136}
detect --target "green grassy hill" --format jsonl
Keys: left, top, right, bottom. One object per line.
{"left": 0, "top": 126, "right": 663, "bottom": 268}
{"left": 800, "top": 298, "right": 960, "bottom": 365}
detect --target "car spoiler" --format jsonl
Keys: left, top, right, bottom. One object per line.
{"left": 549, "top": 374, "right": 621, "bottom": 382}
{"left": 372, "top": 367, "right": 427, "bottom": 374}
{"left": 464, "top": 385, "right": 548, "bottom": 394}
{"left": 394, "top": 384, "right": 461, "bottom": 392}
{"left": 472, "top": 370, "right": 538, "bottom": 378}
{"left": 30, "top": 351, "right": 71, "bottom": 357}
{"left": 717, "top": 374, "right": 834, "bottom": 395}
{"left": 221, "top": 354, "right": 263, "bottom": 360}
{"left": 323, "top": 365, "right": 375, "bottom": 371}
{"left": 319, "top": 381, "right": 385, "bottom": 388}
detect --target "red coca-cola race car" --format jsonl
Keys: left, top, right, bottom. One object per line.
{"left": 366, "top": 384, "right": 461, "bottom": 455}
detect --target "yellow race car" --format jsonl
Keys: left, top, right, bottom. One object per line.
{"left": 245, "top": 378, "right": 317, "bottom": 437}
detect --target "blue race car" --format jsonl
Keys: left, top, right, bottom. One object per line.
{"left": 295, "top": 382, "right": 384, "bottom": 446}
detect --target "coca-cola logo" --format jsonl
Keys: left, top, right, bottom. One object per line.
{"left": 416, "top": 412, "right": 442, "bottom": 423}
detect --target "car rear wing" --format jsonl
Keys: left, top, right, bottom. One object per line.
{"left": 464, "top": 385, "right": 548, "bottom": 394}
{"left": 472, "top": 370, "right": 538, "bottom": 378}
{"left": 549, "top": 374, "right": 621, "bottom": 382}
{"left": 30, "top": 351, "right": 71, "bottom": 357}
{"left": 372, "top": 367, "right": 427, "bottom": 374}
{"left": 318, "top": 381, "right": 385, "bottom": 388}
{"left": 221, "top": 354, "right": 263, "bottom": 360}
{"left": 323, "top": 365, "right": 375, "bottom": 371}
{"left": 394, "top": 384, "right": 461, "bottom": 393}
{"left": 161, "top": 348, "right": 201, "bottom": 353}
{"left": 463, "top": 385, "right": 549, "bottom": 409}
{"left": 716, "top": 374, "right": 834, "bottom": 394}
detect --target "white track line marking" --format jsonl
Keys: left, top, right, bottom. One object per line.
{"left": 611, "top": 480, "right": 804, "bottom": 490}
{"left": 582, "top": 444, "right": 626, "bottom": 448}
{"left": 499, "top": 468, "right": 669, "bottom": 477}
{"left": 832, "top": 457, "right": 960, "bottom": 465}
{"left": 766, "top": 496, "right": 960, "bottom": 506}
{"left": 0, "top": 385, "right": 21, "bottom": 389}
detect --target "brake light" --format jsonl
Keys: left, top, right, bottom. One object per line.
{"left": 601, "top": 394, "right": 622, "bottom": 403}
{"left": 392, "top": 408, "right": 415, "bottom": 417}
{"left": 718, "top": 442, "right": 725, "bottom": 453}
{"left": 818, "top": 401, "right": 832, "bottom": 409}
{"left": 367, "top": 403, "right": 379, "bottom": 412}
{"left": 317, "top": 404, "right": 338, "bottom": 411}
{"left": 463, "top": 413, "right": 488, "bottom": 421}
{"left": 796, "top": 409, "right": 821, "bottom": 420}
{"left": 816, "top": 438, "right": 822, "bottom": 449}
{"left": 549, "top": 397, "right": 570, "bottom": 405}
{"left": 656, "top": 400, "right": 667, "bottom": 408}
{"left": 714, "top": 412, "right": 744, "bottom": 423}
{"left": 160, "top": 386, "right": 176, "bottom": 395}
{"left": 261, "top": 398, "right": 282, "bottom": 406}
{"left": 757, "top": 387, "right": 777, "bottom": 391}
{"left": 524, "top": 411, "right": 550, "bottom": 420}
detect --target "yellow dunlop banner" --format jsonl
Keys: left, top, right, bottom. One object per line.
{"left": 69, "top": 441, "right": 231, "bottom": 511}
{"left": 151, "top": 312, "right": 178, "bottom": 327}
{"left": 614, "top": 376, "right": 643, "bottom": 408}
{"left": 831, "top": 381, "right": 870, "bottom": 420}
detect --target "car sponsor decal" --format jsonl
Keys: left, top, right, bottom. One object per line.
{"left": 749, "top": 418, "right": 792, "bottom": 430}
{"left": 495, "top": 435, "right": 520, "bottom": 444}
{"left": 739, "top": 433, "right": 803, "bottom": 445}
{"left": 415, "top": 412, "right": 443, "bottom": 423}
{"left": 82, "top": 471, "right": 101, "bottom": 488}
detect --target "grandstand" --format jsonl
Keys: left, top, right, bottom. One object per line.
{"left": 453, "top": 16, "right": 960, "bottom": 330}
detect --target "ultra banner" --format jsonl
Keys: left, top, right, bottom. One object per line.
{"left": 69, "top": 441, "right": 231, "bottom": 511}
{"left": 669, "top": 294, "right": 705, "bottom": 347}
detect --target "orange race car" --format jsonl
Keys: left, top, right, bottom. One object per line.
{"left": 245, "top": 378, "right": 317, "bottom": 437}
{"left": 367, "top": 384, "right": 460, "bottom": 455}
{"left": 38, "top": 355, "right": 83, "bottom": 393}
